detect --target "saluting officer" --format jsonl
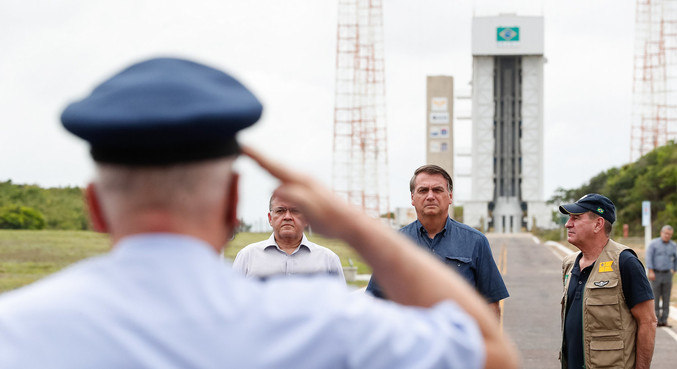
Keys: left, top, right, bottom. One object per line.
{"left": 0, "top": 57, "right": 518, "bottom": 369}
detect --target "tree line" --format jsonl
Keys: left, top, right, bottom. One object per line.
{"left": 2, "top": 141, "right": 675, "bottom": 233}
{"left": 549, "top": 141, "right": 677, "bottom": 238}
{"left": 0, "top": 181, "right": 89, "bottom": 230}
{"left": 0, "top": 180, "right": 255, "bottom": 232}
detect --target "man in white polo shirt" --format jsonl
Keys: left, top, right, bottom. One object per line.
{"left": 233, "top": 192, "right": 344, "bottom": 281}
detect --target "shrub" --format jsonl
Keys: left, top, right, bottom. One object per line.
{"left": 0, "top": 205, "right": 46, "bottom": 230}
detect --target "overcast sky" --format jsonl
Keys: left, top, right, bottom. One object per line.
{"left": 0, "top": 0, "right": 635, "bottom": 229}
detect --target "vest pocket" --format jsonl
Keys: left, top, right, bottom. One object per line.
{"left": 586, "top": 286, "right": 622, "bottom": 330}
{"left": 589, "top": 339, "right": 624, "bottom": 367}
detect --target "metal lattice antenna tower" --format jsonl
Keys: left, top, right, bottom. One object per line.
{"left": 332, "top": 0, "right": 390, "bottom": 218}
{"left": 631, "top": 0, "right": 677, "bottom": 161}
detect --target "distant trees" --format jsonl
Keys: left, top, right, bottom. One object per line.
{"left": 236, "top": 218, "right": 252, "bottom": 233}
{"left": 550, "top": 141, "right": 677, "bottom": 238}
{"left": 0, "top": 180, "right": 88, "bottom": 230}
{"left": 0, "top": 205, "right": 46, "bottom": 229}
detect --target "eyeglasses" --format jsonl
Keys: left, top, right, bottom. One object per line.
{"left": 270, "top": 207, "right": 302, "bottom": 216}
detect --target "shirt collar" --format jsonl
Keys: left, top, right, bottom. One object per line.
{"left": 416, "top": 217, "right": 450, "bottom": 238}
{"left": 572, "top": 253, "right": 594, "bottom": 276}
{"left": 113, "top": 233, "right": 219, "bottom": 258}
{"left": 264, "top": 233, "right": 311, "bottom": 254}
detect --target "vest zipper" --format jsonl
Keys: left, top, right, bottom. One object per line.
{"left": 561, "top": 268, "right": 572, "bottom": 369}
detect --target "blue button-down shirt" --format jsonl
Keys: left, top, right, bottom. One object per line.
{"left": 0, "top": 233, "right": 484, "bottom": 369}
{"left": 368, "top": 217, "right": 509, "bottom": 303}
{"left": 646, "top": 237, "right": 677, "bottom": 271}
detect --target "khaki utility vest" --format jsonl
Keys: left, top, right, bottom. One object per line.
{"left": 560, "top": 239, "right": 637, "bottom": 369}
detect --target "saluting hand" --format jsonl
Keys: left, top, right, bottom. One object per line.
{"left": 241, "top": 145, "right": 367, "bottom": 241}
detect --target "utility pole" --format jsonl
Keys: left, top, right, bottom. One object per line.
{"left": 642, "top": 200, "right": 652, "bottom": 248}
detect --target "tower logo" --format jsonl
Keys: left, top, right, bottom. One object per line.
{"left": 497, "top": 27, "right": 519, "bottom": 42}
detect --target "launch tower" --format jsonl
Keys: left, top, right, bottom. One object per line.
{"left": 464, "top": 15, "right": 552, "bottom": 233}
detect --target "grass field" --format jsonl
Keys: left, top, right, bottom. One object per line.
{"left": 0, "top": 230, "right": 370, "bottom": 293}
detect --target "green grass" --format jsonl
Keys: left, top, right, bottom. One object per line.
{"left": 0, "top": 230, "right": 109, "bottom": 292}
{"left": 223, "top": 232, "right": 371, "bottom": 275}
{"left": 0, "top": 230, "right": 370, "bottom": 293}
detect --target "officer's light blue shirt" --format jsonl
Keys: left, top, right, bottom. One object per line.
{"left": 368, "top": 217, "right": 509, "bottom": 303}
{"left": 0, "top": 233, "right": 484, "bottom": 369}
{"left": 646, "top": 237, "right": 677, "bottom": 271}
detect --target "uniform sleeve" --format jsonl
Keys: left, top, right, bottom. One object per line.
{"left": 619, "top": 250, "right": 654, "bottom": 309}
{"left": 474, "top": 237, "right": 509, "bottom": 303}
{"left": 364, "top": 226, "right": 411, "bottom": 299}
{"left": 365, "top": 276, "right": 387, "bottom": 299}
{"left": 340, "top": 298, "right": 485, "bottom": 369}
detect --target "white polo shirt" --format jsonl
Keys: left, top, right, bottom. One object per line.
{"left": 232, "top": 233, "right": 345, "bottom": 281}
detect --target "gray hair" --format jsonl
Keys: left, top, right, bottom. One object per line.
{"left": 269, "top": 193, "right": 275, "bottom": 211}
{"left": 95, "top": 158, "right": 234, "bottom": 222}
{"left": 588, "top": 212, "right": 612, "bottom": 236}
{"left": 662, "top": 225, "right": 674, "bottom": 232}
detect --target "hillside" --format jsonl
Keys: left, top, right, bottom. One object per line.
{"left": 550, "top": 141, "right": 677, "bottom": 237}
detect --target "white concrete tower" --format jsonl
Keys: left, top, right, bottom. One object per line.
{"left": 464, "top": 15, "right": 552, "bottom": 233}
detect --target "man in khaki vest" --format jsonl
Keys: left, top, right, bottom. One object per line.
{"left": 559, "top": 194, "right": 656, "bottom": 369}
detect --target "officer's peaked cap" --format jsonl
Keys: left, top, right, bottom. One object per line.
{"left": 61, "top": 57, "right": 262, "bottom": 165}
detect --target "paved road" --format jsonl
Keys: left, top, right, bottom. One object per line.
{"left": 488, "top": 233, "right": 677, "bottom": 369}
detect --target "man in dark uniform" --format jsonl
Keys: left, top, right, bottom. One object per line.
{"left": 559, "top": 194, "right": 655, "bottom": 369}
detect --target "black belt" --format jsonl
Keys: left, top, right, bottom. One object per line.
{"left": 655, "top": 269, "right": 671, "bottom": 273}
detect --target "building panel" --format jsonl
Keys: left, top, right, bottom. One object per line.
{"left": 472, "top": 15, "right": 544, "bottom": 56}
{"left": 426, "top": 76, "right": 454, "bottom": 178}
{"left": 471, "top": 56, "right": 495, "bottom": 202}
{"left": 465, "top": 15, "right": 554, "bottom": 232}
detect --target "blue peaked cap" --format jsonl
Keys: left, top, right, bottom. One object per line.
{"left": 61, "top": 57, "right": 262, "bottom": 165}
{"left": 559, "top": 193, "right": 616, "bottom": 224}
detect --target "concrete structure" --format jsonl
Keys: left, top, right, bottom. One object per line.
{"left": 426, "top": 76, "right": 454, "bottom": 217}
{"left": 465, "top": 15, "right": 554, "bottom": 233}
{"left": 394, "top": 207, "right": 417, "bottom": 228}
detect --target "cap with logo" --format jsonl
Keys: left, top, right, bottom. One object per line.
{"left": 559, "top": 193, "right": 616, "bottom": 224}
{"left": 60, "top": 57, "right": 263, "bottom": 165}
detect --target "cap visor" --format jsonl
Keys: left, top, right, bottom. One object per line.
{"left": 559, "top": 203, "right": 588, "bottom": 215}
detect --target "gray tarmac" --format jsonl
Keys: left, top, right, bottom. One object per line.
{"left": 489, "top": 233, "right": 677, "bottom": 369}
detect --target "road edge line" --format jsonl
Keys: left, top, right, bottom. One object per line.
{"left": 662, "top": 325, "right": 677, "bottom": 343}
{"left": 545, "top": 240, "right": 574, "bottom": 256}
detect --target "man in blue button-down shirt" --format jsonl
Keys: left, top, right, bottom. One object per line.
{"left": 368, "top": 165, "right": 509, "bottom": 317}
{"left": 646, "top": 225, "right": 677, "bottom": 327}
